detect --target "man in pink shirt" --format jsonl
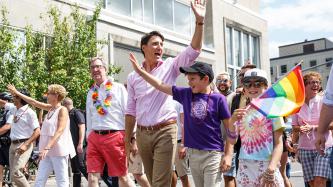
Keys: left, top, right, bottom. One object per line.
{"left": 125, "top": 1, "right": 207, "bottom": 186}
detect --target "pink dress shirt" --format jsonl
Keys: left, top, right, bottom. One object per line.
{"left": 292, "top": 95, "right": 333, "bottom": 150}
{"left": 126, "top": 45, "right": 200, "bottom": 126}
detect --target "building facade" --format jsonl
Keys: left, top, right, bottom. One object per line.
{"left": 270, "top": 38, "right": 333, "bottom": 89}
{"left": 1, "top": 0, "right": 268, "bottom": 88}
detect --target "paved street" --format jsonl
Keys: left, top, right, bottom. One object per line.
{"left": 40, "top": 161, "right": 306, "bottom": 187}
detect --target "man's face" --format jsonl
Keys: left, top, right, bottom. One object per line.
{"left": 90, "top": 59, "right": 107, "bottom": 83}
{"left": 216, "top": 75, "right": 232, "bottom": 93}
{"left": 142, "top": 35, "right": 164, "bottom": 62}
{"left": 12, "top": 95, "right": 21, "bottom": 107}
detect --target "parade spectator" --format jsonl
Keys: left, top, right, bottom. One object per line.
{"left": 124, "top": 1, "right": 207, "bottom": 186}
{"left": 129, "top": 56, "right": 232, "bottom": 187}
{"left": 7, "top": 84, "right": 76, "bottom": 187}
{"left": 86, "top": 57, "right": 135, "bottom": 187}
{"left": 292, "top": 72, "right": 333, "bottom": 187}
{"left": 227, "top": 68, "right": 285, "bottom": 187}
{"left": 0, "top": 88, "right": 40, "bottom": 187}
{"left": 216, "top": 72, "right": 236, "bottom": 107}
{"left": 63, "top": 97, "right": 88, "bottom": 187}
{"left": 0, "top": 92, "right": 13, "bottom": 187}
{"left": 171, "top": 101, "right": 191, "bottom": 187}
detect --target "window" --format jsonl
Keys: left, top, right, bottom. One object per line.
{"left": 281, "top": 65, "right": 287, "bottom": 74}
{"left": 310, "top": 60, "right": 317, "bottom": 67}
{"left": 326, "top": 58, "right": 332, "bottom": 67}
{"left": 133, "top": 0, "right": 143, "bottom": 21}
{"left": 107, "top": 0, "right": 131, "bottom": 15}
{"left": 144, "top": 0, "right": 153, "bottom": 24}
{"left": 225, "top": 25, "right": 261, "bottom": 89}
{"left": 174, "top": 1, "right": 191, "bottom": 35}
{"left": 270, "top": 67, "right": 273, "bottom": 75}
{"left": 155, "top": 0, "right": 173, "bottom": 28}
{"left": 303, "top": 44, "right": 314, "bottom": 53}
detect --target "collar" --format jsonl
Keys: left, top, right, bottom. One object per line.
{"left": 17, "top": 104, "right": 29, "bottom": 112}
{"left": 142, "top": 60, "right": 164, "bottom": 71}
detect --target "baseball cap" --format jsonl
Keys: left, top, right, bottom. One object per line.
{"left": 179, "top": 62, "right": 214, "bottom": 83}
{"left": 243, "top": 68, "right": 268, "bottom": 83}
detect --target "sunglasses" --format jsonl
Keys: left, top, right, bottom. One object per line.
{"left": 243, "top": 81, "right": 265, "bottom": 89}
{"left": 306, "top": 80, "right": 321, "bottom": 86}
{"left": 216, "top": 79, "right": 229, "bottom": 84}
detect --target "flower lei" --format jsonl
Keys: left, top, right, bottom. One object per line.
{"left": 91, "top": 80, "right": 113, "bottom": 115}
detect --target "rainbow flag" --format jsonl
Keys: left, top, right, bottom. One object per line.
{"left": 250, "top": 64, "right": 305, "bottom": 118}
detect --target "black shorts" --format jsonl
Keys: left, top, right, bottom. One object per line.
{"left": 0, "top": 144, "right": 10, "bottom": 166}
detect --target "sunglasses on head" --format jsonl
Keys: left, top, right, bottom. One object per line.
{"left": 243, "top": 81, "right": 265, "bottom": 89}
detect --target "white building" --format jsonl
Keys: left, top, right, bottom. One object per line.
{"left": 270, "top": 38, "right": 333, "bottom": 89}
{"left": 1, "top": 0, "right": 269, "bottom": 88}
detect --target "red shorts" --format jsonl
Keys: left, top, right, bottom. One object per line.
{"left": 86, "top": 130, "right": 127, "bottom": 176}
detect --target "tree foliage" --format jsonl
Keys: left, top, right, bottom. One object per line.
{"left": 0, "top": 3, "right": 116, "bottom": 109}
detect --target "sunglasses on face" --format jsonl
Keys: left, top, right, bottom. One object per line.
{"left": 216, "top": 79, "right": 229, "bottom": 84}
{"left": 306, "top": 80, "right": 321, "bottom": 86}
{"left": 243, "top": 81, "right": 265, "bottom": 89}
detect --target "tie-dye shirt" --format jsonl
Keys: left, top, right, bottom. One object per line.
{"left": 239, "top": 106, "right": 285, "bottom": 161}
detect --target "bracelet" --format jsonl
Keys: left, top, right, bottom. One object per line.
{"left": 196, "top": 21, "right": 204, "bottom": 26}
{"left": 226, "top": 128, "right": 238, "bottom": 139}
{"left": 262, "top": 169, "right": 275, "bottom": 182}
{"left": 44, "top": 148, "right": 50, "bottom": 150}
{"left": 130, "top": 136, "right": 136, "bottom": 143}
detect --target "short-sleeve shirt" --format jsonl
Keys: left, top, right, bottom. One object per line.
{"left": 69, "top": 109, "right": 86, "bottom": 146}
{"left": 5, "top": 103, "right": 39, "bottom": 140}
{"left": 172, "top": 86, "right": 231, "bottom": 151}
{"left": 324, "top": 66, "right": 333, "bottom": 106}
{"left": 239, "top": 106, "right": 285, "bottom": 161}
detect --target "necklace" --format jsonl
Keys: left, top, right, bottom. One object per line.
{"left": 14, "top": 106, "right": 29, "bottom": 123}
{"left": 47, "top": 106, "right": 60, "bottom": 120}
{"left": 91, "top": 80, "right": 113, "bottom": 115}
{"left": 191, "top": 91, "right": 212, "bottom": 120}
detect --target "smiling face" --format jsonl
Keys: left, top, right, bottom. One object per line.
{"left": 187, "top": 73, "right": 210, "bottom": 93}
{"left": 216, "top": 74, "right": 232, "bottom": 93}
{"left": 305, "top": 75, "right": 321, "bottom": 99}
{"left": 243, "top": 78, "right": 267, "bottom": 99}
{"left": 142, "top": 35, "right": 164, "bottom": 63}
{"left": 90, "top": 58, "right": 107, "bottom": 85}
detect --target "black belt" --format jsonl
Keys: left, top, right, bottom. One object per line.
{"left": 11, "top": 138, "right": 28, "bottom": 144}
{"left": 94, "top": 130, "right": 121, "bottom": 135}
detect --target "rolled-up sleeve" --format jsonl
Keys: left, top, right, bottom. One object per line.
{"left": 171, "top": 45, "right": 200, "bottom": 76}
{"left": 125, "top": 73, "right": 136, "bottom": 117}
{"left": 323, "top": 67, "right": 333, "bottom": 106}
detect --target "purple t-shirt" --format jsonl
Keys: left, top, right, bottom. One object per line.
{"left": 172, "top": 86, "right": 231, "bottom": 151}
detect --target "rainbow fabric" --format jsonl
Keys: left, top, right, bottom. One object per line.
{"left": 250, "top": 64, "right": 305, "bottom": 118}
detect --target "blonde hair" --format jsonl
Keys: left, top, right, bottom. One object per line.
{"left": 303, "top": 71, "right": 322, "bottom": 85}
{"left": 48, "top": 84, "right": 68, "bottom": 101}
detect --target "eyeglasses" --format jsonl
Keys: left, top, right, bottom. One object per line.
{"left": 216, "top": 79, "right": 229, "bottom": 84}
{"left": 306, "top": 80, "right": 321, "bottom": 86}
{"left": 243, "top": 81, "right": 265, "bottom": 89}
{"left": 90, "top": 65, "right": 104, "bottom": 70}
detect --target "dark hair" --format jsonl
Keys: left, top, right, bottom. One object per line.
{"left": 0, "top": 92, "right": 12, "bottom": 102}
{"left": 17, "top": 89, "right": 30, "bottom": 106}
{"left": 140, "top": 31, "right": 164, "bottom": 57}
{"left": 185, "top": 72, "right": 211, "bottom": 82}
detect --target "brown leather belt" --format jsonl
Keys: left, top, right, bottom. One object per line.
{"left": 94, "top": 130, "right": 122, "bottom": 135}
{"left": 137, "top": 119, "right": 177, "bottom": 131}
{"left": 11, "top": 138, "right": 28, "bottom": 144}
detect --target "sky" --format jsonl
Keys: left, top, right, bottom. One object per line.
{"left": 260, "top": 0, "right": 333, "bottom": 58}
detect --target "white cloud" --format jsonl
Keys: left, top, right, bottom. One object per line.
{"left": 262, "top": 0, "right": 333, "bottom": 33}
{"left": 269, "top": 40, "right": 297, "bottom": 58}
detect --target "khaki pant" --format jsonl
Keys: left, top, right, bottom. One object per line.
{"left": 188, "top": 148, "right": 223, "bottom": 187}
{"left": 137, "top": 124, "right": 177, "bottom": 187}
{"left": 9, "top": 142, "right": 33, "bottom": 187}
{"left": 174, "top": 142, "right": 190, "bottom": 177}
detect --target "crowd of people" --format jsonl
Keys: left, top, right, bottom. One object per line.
{"left": 0, "top": 1, "right": 333, "bottom": 187}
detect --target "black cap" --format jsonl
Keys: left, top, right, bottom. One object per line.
{"left": 0, "top": 92, "right": 13, "bottom": 101}
{"left": 179, "top": 62, "right": 214, "bottom": 82}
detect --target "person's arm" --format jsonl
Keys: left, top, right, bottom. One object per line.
{"left": 129, "top": 53, "right": 173, "bottom": 95}
{"left": 190, "top": 0, "right": 207, "bottom": 50}
{"left": 316, "top": 104, "right": 333, "bottom": 155}
{"left": 0, "top": 125, "right": 10, "bottom": 136}
{"left": 125, "top": 114, "right": 137, "bottom": 162}
{"left": 17, "top": 127, "right": 40, "bottom": 154}
{"left": 7, "top": 84, "right": 51, "bottom": 111}
{"left": 39, "top": 107, "right": 68, "bottom": 160}
{"left": 0, "top": 99, "right": 7, "bottom": 107}
{"left": 221, "top": 118, "right": 234, "bottom": 172}
{"left": 77, "top": 123, "right": 85, "bottom": 153}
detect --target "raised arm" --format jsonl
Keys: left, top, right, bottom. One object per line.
{"left": 0, "top": 99, "right": 7, "bottom": 107}
{"left": 190, "top": 0, "right": 207, "bottom": 50}
{"left": 129, "top": 53, "right": 173, "bottom": 96}
{"left": 7, "top": 84, "right": 51, "bottom": 111}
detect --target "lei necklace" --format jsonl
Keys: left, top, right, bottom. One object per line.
{"left": 91, "top": 80, "right": 113, "bottom": 115}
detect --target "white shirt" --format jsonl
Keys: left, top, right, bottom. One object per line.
{"left": 86, "top": 79, "right": 128, "bottom": 136}
{"left": 174, "top": 101, "right": 184, "bottom": 140}
{"left": 5, "top": 103, "right": 39, "bottom": 140}
{"left": 324, "top": 66, "right": 333, "bottom": 106}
